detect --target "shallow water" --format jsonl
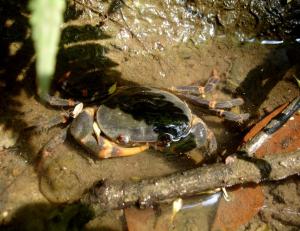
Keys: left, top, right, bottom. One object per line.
{"left": 0, "top": 0, "right": 300, "bottom": 230}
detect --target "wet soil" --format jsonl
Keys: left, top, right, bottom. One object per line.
{"left": 0, "top": 0, "right": 300, "bottom": 230}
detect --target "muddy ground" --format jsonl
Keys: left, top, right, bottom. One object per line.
{"left": 1, "top": 0, "right": 300, "bottom": 230}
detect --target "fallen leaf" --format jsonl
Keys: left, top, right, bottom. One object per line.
{"left": 211, "top": 185, "right": 264, "bottom": 231}
{"left": 255, "top": 113, "right": 300, "bottom": 157}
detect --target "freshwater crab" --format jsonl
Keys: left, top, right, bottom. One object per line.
{"left": 40, "top": 70, "right": 249, "bottom": 159}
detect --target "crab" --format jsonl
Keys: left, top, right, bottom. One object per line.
{"left": 39, "top": 71, "right": 249, "bottom": 159}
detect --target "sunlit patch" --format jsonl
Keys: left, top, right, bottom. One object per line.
{"left": 171, "top": 198, "right": 183, "bottom": 222}
{"left": 9, "top": 42, "right": 23, "bottom": 56}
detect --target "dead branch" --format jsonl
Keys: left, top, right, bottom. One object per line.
{"left": 82, "top": 149, "right": 300, "bottom": 210}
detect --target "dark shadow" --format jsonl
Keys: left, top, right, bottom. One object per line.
{"left": 0, "top": 202, "right": 94, "bottom": 231}
{"left": 52, "top": 42, "right": 122, "bottom": 103}
{"left": 61, "top": 25, "right": 111, "bottom": 44}
{"left": 248, "top": 0, "right": 300, "bottom": 40}
{"left": 236, "top": 44, "right": 300, "bottom": 115}
{"left": 50, "top": 23, "right": 138, "bottom": 103}
{"left": 0, "top": 0, "right": 33, "bottom": 90}
{"left": 0, "top": 0, "right": 36, "bottom": 161}
{"left": 64, "top": 1, "right": 85, "bottom": 22}
{"left": 236, "top": 152, "right": 272, "bottom": 179}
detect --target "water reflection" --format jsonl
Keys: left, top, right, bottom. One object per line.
{"left": 170, "top": 192, "right": 222, "bottom": 231}
{"left": 181, "top": 191, "right": 222, "bottom": 210}
{"left": 75, "top": 0, "right": 300, "bottom": 51}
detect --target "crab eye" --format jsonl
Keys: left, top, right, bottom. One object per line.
{"left": 117, "top": 134, "right": 130, "bottom": 144}
{"left": 157, "top": 133, "right": 173, "bottom": 146}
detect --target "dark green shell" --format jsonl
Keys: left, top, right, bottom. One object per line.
{"left": 96, "top": 86, "right": 192, "bottom": 145}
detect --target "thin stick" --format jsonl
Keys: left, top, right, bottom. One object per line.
{"left": 82, "top": 149, "right": 300, "bottom": 210}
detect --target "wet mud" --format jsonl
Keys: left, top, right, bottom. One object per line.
{"left": 0, "top": 0, "right": 300, "bottom": 230}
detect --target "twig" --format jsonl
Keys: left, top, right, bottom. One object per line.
{"left": 82, "top": 149, "right": 300, "bottom": 210}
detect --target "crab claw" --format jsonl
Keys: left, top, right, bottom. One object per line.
{"left": 77, "top": 133, "right": 149, "bottom": 158}
{"left": 69, "top": 108, "right": 149, "bottom": 159}
{"left": 97, "top": 140, "right": 149, "bottom": 158}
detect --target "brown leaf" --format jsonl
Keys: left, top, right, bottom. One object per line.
{"left": 255, "top": 113, "right": 300, "bottom": 158}
{"left": 211, "top": 185, "right": 264, "bottom": 231}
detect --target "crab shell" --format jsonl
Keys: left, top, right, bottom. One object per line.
{"left": 96, "top": 86, "right": 197, "bottom": 150}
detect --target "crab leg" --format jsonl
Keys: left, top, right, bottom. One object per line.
{"left": 192, "top": 107, "right": 250, "bottom": 123}
{"left": 27, "top": 104, "right": 84, "bottom": 133}
{"left": 41, "top": 93, "right": 80, "bottom": 107}
{"left": 172, "top": 69, "right": 220, "bottom": 96}
{"left": 178, "top": 94, "right": 245, "bottom": 109}
{"left": 211, "top": 109, "right": 250, "bottom": 123}
{"left": 201, "top": 69, "right": 220, "bottom": 95}
{"left": 34, "top": 126, "right": 70, "bottom": 173}
{"left": 27, "top": 112, "right": 70, "bottom": 133}
{"left": 70, "top": 108, "right": 149, "bottom": 159}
